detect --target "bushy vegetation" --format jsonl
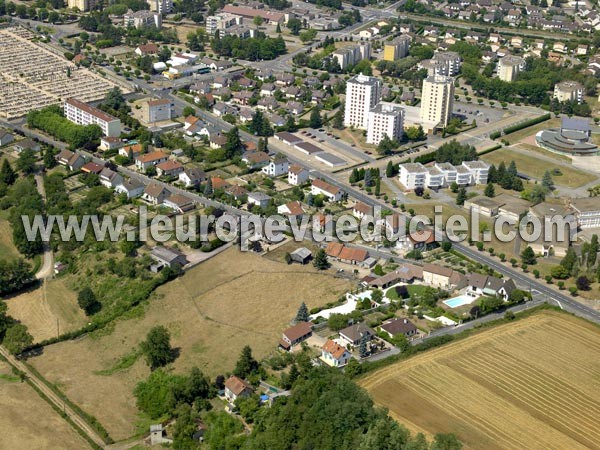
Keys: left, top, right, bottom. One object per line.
{"left": 211, "top": 33, "right": 286, "bottom": 61}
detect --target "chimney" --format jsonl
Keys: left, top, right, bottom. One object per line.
{"left": 403, "top": 319, "right": 408, "bottom": 324}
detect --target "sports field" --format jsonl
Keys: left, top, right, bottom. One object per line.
{"left": 360, "top": 311, "right": 600, "bottom": 450}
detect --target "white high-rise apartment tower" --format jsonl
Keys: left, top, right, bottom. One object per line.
{"left": 366, "top": 103, "right": 405, "bottom": 145}
{"left": 344, "top": 74, "right": 382, "bottom": 129}
{"left": 420, "top": 74, "right": 455, "bottom": 128}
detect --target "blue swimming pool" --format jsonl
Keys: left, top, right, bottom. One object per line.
{"left": 444, "top": 295, "right": 477, "bottom": 308}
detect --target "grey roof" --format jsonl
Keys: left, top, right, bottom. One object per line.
{"left": 151, "top": 246, "right": 186, "bottom": 264}
{"left": 561, "top": 117, "right": 590, "bottom": 132}
{"left": 291, "top": 247, "right": 312, "bottom": 259}
{"left": 316, "top": 152, "right": 346, "bottom": 165}
{"left": 339, "top": 323, "right": 375, "bottom": 343}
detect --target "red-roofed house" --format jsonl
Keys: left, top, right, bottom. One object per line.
{"left": 224, "top": 375, "right": 254, "bottom": 404}
{"left": 156, "top": 160, "right": 184, "bottom": 177}
{"left": 320, "top": 340, "right": 352, "bottom": 367}
{"left": 311, "top": 179, "right": 342, "bottom": 202}
{"left": 279, "top": 322, "right": 313, "bottom": 351}
{"left": 135, "top": 151, "right": 168, "bottom": 171}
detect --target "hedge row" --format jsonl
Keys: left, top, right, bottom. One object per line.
{"left": 503, "top": 113, "right": 551, "bottom": 135}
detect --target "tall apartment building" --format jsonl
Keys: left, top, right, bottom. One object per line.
{"left": 366, "top": 102, "right": 405, "bottom": 145}
{"left": 420, "top": 74, "right": 455, "bottom": 128}
{"left": 142, "top": 99, "right": 172, "bottom": 124}
{"left": 149, "top": 0, "right": 172, "bottom": 14}
{"left": 344, "top": 74, "right": 382, "bottom": 129}
{"left": 383, "top": 35, "right": 411, "bottom": 61}
{"left": 64, "top": 98, "right": 122, "bottom": 138}
{"left": 421, "top": 51, "right": 461, "bottom": 76}
{"left": 205, "top": 13, "right": 242, "bottom": 37}
{"left": 123, "top": 9, "right": 162, "bottom": 29}
{"left": 553, "top": 81, "right": 584, "bottom": 104}
{"left": 497, "top": 55, "right": 526, "bottom": 82}
{"left": 332, "top": 42, "right": 371, "bottom": 70}
{"left": 67, "top": 0, "right": 97, "bottom": 11}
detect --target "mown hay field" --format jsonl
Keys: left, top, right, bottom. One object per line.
{"left": 29, "top": 247, "right": 353, "bottom": 440}
{"left": 360, "top": 311, "right": 600, "bottom": 450}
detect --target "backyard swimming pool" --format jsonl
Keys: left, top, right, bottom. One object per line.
{"left": 443, "top": 294, "right": 478, "bottom": 308}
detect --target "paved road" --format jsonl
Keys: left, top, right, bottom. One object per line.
{"left": 0, "top": 345, "right": 108, "bottom": 449}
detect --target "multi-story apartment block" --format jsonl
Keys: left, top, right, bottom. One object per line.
{"left": 497, "top": 55, "right": 526, "bottom": 82}
{"left": 553, "top": 81, "right": 584, "bottom": 104}
{"left": 420, "top": 74, "right": 455, "bottom": 128}
{"left": 205, "top": 13, "right": 242, "bottom": 37}
{"left": 142, "top": 98, "right": 172, "bottom": 123}
{"left": 123, "top": 9, "right": 162, "bottom": 28}
{"left": 64, "top": 98, "right": 121, "bottom": 137}
{"left": 383, "top": 35, "right": 411, "bottom": 61}
{"left": 366, "top": 102, "right": 405, "bottom": 145}
{"left": 399, "top": 161, "right": 490, "bottom": 189}
{"left": 344, "top": 74, "right": 382, "bottom": 129}
{"left": 332, "top": 43, "right": 371, "bottom": 70}
{"left": 150, "top": 0, "right": 172, "bottom": 14}
{"left": 421, "top": 51, "right": 461, "bottom": 76}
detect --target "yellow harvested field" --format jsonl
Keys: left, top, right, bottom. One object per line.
{"left": 0, "top": 218, "right": 19, "bottom": 259}
{"left": 30, "top": 247, "right": 353, "bottom": 440}
{"left": 5, "top": 278, "right": 88, "bottom": 342}
{"left": 0, "top": 360, "right": 88, "bottom": 450}
{"left": 360, "top": 311, "right": 600, "bottom": 450}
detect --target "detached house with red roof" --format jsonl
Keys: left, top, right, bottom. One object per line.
{"left": 156, "top": 160, "right": 184, "bottom": 178}
{"left": 321, "top": 340, "right": 352, "bottom": 367}
{"left": 311, "top": 179, "right": 343, "bottom": 202}
{"left": 279, "top": 322, "right": 313, "bottom": 351}
{"left": 135, "top": 151, "right": 169, "bottom": 171}
{"left": 224, "top": 375, "right": 254, "bottom": 404}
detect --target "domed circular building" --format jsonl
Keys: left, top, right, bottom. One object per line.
{"left": 536, "top": 117, "right": 598, "bottom": 156}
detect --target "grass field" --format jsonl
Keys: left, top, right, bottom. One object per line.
{"left": 360, "top": 311, "right": 600, "bottom": 450}
{"left": 481, "top": 148, "right": 599, "bottom": 188}
{"left": 0, "top": 218, "right": 19, "bottom": 260}
{"left": 0, "top": 360, "right": 88, "bottom": 450}
{"left": 504, "top": 118, "right": 560, "bottom": 144}
{"left": 5, "top": 278, "right": 88, "bottom": 342}
{"left": 29, "top": 247, "right": 354, "bottom": 440}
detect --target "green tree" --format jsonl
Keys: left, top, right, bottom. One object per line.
{"left": 0, "top": 160, "right": 17, "bottom": 185}
{"left": 520, "top": 246, "right": 537, "bottom": 265}
{"left": 560, "top": 247, "right": 578, "bottom": 273}
{"left": 542, "top": 170, "right": 554, "bottom": 191}
{"left": 359, "top": 333, "right": 368, "bottom": 357}
{"left": 224, "top": 126, "right": 243, "bottom": 159}
{"left": 484, "top": 182, "right": 495, "bottom": 198}
{"left": 309, "top": 106, "right": 322, "bottom": 129}
{"left": 77, "top": 286, "right": 100, "bottom": 315}
{"left": 16, "top": 149, "right": 37, "bottom": 175}
{"left": 333, "top": 107, "right": 344, "bottom": 129}
{"left": 141, "top": 325, "right": 175, "bottom": 370}
{"left": 296, "top": 302, "right": 309, "bottom": 322}
{"left": 234, "top": 345, "right": 259, "bottom": 378}
{"left": 430, "top": 433, "right": 463, "bottom": 450}
{"left": 588, "top": 234, "right": 598, "bottom": 267}
{"left": 287, "top": 17, "right": 302, "bottom": 35}
{"left": 456, "top": 187, "right": 467, "bottom": 205}
{"left": 3, "top": 324, "right": 33, "bottom": 354}
{"left": 313, "top": 248, "right": 330, "bottom": 270}
{"left": 204, "top": 177, "right": 213, "bottom": 196}
{"left": 182, "top": 105, "right": 195, "bottom": 117}
{"left": 405, "top": 125, "right": 425, "bottom": 141}
{"left": 377, "top": 135, "right": 396, "bottom": 155}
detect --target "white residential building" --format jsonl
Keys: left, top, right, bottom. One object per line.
{"left": 143, "top": 99, "right": 172, "bottom": 123}
{"left": 398, "top": 163, "right": 428, "bottom": 190}
{"left": 123, "top": 9, "right": 162, "bottom": 28}
{"left": 497, "top": 55, "right": 526, "bottom": 82}
{"left": 344, "top": 74, "right": 382, "bottom": 129}
{"left": 383, "top": 35, "right": 411, "bottom": 61}
{"left": 262, "top": 155, "right": 289, "bottom": 177}
{"left": 332, "top": 42, "right": 371, "bottom": 70}
{"left": 150, "top": 0, "right": 172, "bottom": 13}
{"left": 64, "top": 98, "right": 122, "bottom": 137}
{"left": 366, "top": 102, "right": 405, "bottom": 145}
{"left": 399, "top": 161, "right": 489, "bottom": 189}
{"left": 288, "top": 164, "right": 309, "bottom": 186}
{"left": 205, "top": 13, "right": 242, "bottom": 37}
{"left": 420, "top": 74, "right": 454, "bottom": 128}
{"left": 554, "top": 81, "right": 584, "bottom": 104}
{"left": 421, "top": 51, "right": 461, "bottom": 76}
{"left": 311, "top": 179, "right": 343, "bottom": 202}
{"left": 462, "top": 161, "right": 489, "bottom": 185}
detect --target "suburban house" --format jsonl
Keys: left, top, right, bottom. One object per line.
{"left": 397, "top": 228, "right": 438, "bottom": 253}
{"left": 163, "top": 194, "right": 195, "bottom": 214}
{"left": 156, "top": 160, "right": 184, "bottom": 178}
{"left": 379, "top": 318, "right": 418, "bottom": 339}
{"left": 56, "top": 149, "right": 85, "bottom": 170}
{"left": 135, "top": 151, "right": 169, "bottom": 171}
{"left": 320, "top": 340, "right": 352, "bottom": 367}
{"left": 423, "top": 263, "right": 463, "bottom": 289}
{"left": 262, "top": 155, "right": 289, "bottom": 177}
{"left": 142, "top": 183, "right": 171, "bottom": 205}
{"left": 247, "top": 192, "right": 272, "bottom": 209}
{"left": 115, "top": 179, "right": 145, "bottom": 199}
{"left": 81, "top": 162, "right": 104, "bottom": 175}
{"left": 277, "top": 200, "right": 305, "bottom": 217}
{"left": 225, "top": 185, "right": 248, "bottom": 201}
{"left": 150, "top": 245, "right": 188, "bottom": 269}
{"left": 279, "top": 321, "right": 313, "bottom": 350}
{"left": 325, "top": 242, "right": 345, "bottom": 259}
{"left": 99, "top": 136, "right": 123, "bottom": 151}
{"left": 242, "top": 151, "right": 270, "bottom": 169}
{"left": 368, "top": 263, "right": 424, "bottom": 289}
{"left": 179, "top": 168, "right": 206, "bottom": 187}
{"left": 339, "top": 323, "right": 375, "bottom": 346}
{"left": 224, "top": 375, "right": 253, "bottom": 404}
{"left": 338, "top": 246, "right": 369, "bottom": 265}
{"left": 288, "top": 164, "right": 309, "bottom": 186}
{"left": 0, "top": 131, "right": 14, "bottom": 146}
{"left": 14, "top": 138, "right": 41, "bottom": 153}
{"left": 352, "top": 201, "right": 373, "bottom": 219}
{"left": 99, "top": 168, "right": 123, "bottom": 189}
{"left": 310, "top": 179, "right": 343, "bottom": 202}
{"left": 119, "top": 143, "right": 142, "bottom": 159}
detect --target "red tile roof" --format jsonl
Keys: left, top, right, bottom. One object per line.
{"left": 322, "top": 340, "right": 348, "bottom": 360}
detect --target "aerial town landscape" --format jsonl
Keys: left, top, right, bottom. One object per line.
{"left": 0, "top": 0, "right": 600, "bottom": 447}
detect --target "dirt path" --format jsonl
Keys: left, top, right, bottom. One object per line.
{"left": 0, "top": 345, "right": 108, "bottom": 449}
{"left": 34, "top": 173, "right": 54, "bottom": 280}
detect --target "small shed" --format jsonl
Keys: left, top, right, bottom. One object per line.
{"left": 290, "top": 247, "right": 312, "bottom": 264}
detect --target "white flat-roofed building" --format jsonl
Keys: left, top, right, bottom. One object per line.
{"left": 366, "top": 102, "right": 405, "bottom": 145}
{"left": 554, "top": 81, "right": 584, "bottom": 104}
{"left": 150, "top": 0, "right": 172, "bottom": 13}
{"left": 426, "top": 167, "right": 444, "bottom": 189}
{"left": 143, "top": 98, "right": 172, "bottom": 123}
{"left": 421, "top": 51, "right": 461, "bottom": 76}
{"left": 399, "top": 163, "right": 427, "bottom": 189}
{"left": 570, "top": 198, "right": 600, "bottom": 229}
{"left": 344, "top": 74, "right": 382, "bottom": 129}
{"left": 123, "top": 9, "right": 162, "bottom": 29}
{"left": 435, "top": 162, "right": 457, "bottom": 186}
{"left": 205, "top": 13, "right": 242, "bottom": 37}
{"left": 462, "top": 160, "right": 489, "bottom": 184}
{"left": 64, "top": 98, "right": 121, "bottom": 137}
{"left": 455, "top": 165, "right": 473, "bottom": 185}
